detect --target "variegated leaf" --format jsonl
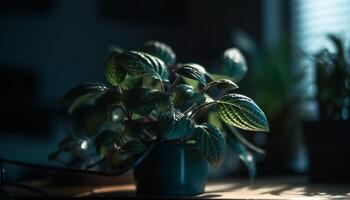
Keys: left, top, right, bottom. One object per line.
{"left": 174, "top": 63, "right": 207, "bottom": 85}
{"left": 117, "top": 51, "right": 169, "bottom": 81}
{"left": 143, "top": 41, "right": 176, "bottom": 65}
{"left": 217, "top": 94, "right": 269, "bottom": 132}
{"left": 195, "top": 123, "right": 226, "bottom": 167}
{"left": 105, "top": 49, "right": 127, "bottom": 86}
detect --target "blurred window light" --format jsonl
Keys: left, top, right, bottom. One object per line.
{"left": 290, "top": 0, "right": 350, "bottom": 121}
{"left": 291, "top": 0, "right": 350, "bottom": 53}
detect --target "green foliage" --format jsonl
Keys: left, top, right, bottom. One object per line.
{"left": 222, "top": 48, "right": 247, "bottom": 83}
{"left": 52, "top": 40, "right": 269, "bottom": 177}
{"left": 174, "top": 63, "right": 207, "bottom": 85}
{"left": 143, "top": 40, "right": 176, "bottom": 65}
{"left": 94, "top": 130, "right": 123, "bottom": 156}
{"left": 117, "top": 51, "right": 169, "bottom": 82}
{"left": 123, "top": 88, "right": 170, "bottom": 115}
{"left": 173, "top": 84, "right": 196, "bottom": 105}
{"left": 81, "top": 105, "right": 108, "bottom": 135}
{"left": 196, "top": 93, "right": 215, "bottom": 106}
{"left": 217, "top": 94, "right": 269, "bottom": 132}
{"left": 208, "top": 79, "right": 239, "bottom": 92}
{"left": 157, "top": 111, "right": 194, "bottom": 140}
{"left": 105, "top": 49, "right": 127, "bottom": 86}
{"left": 120, "top": 74, "right": 143, "bottom": 90}
{"left": 195, "top": 123, "right": 226, "bottom": 167}
{"left": 226, "top": 131, "right": 256, "bottom": 179}
{"left": 95, "top": 88, "right": 122, "bottom": 108}
{"left": 233, "top": 32, "right": 309, "bottom": 125}
{"left": 59, "top": 82, "right": 108, "bottom": 114}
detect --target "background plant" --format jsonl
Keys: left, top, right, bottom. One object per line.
{"left": 50, "top": 41, "right": 269, "bottom": 178}
{"left": 230, "top": 30, "right": 313, "bottom": 172}
{"left": 313, "top": 34, "right": 350, "bottom": 121}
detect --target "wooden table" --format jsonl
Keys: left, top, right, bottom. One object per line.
{"left": 4, "top": 176, "right": 350, "bottom": 199}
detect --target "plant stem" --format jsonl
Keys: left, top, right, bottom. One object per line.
{"left": 189, "top": 101, "right": 217, "bottom": 119}
{"left": 117, "top": 85, "right": 123, "bottom": 95}
{"left": 169, "top": 75, "right": 180, "bottom": 92}
{"left": 159, "top": 80, "right": 165, "bottom": 93}
{"left": 166, "top": 103, "right": 174, "bottom": 111}
{"left": 118, "top": 105, "right": 130, "bottom": 120}
{"left": 115, "top": 86, "right": 131, "bottom": 120}
{"left": 227, "top": 125, "right": 266, "bottom": 154}
{"left": 183, "top": 104, "right": 196, "bottom": 115}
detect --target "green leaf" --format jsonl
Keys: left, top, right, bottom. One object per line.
{"left": 123, "top": 120, "right": 158, "bottom": 142}
{"left": 105, "top": 50, "right": 127, "bottom": 86}
{"left": 123, "top": 88, "right": 170, "bottom": 115}
{"left": 120, "top": 74, "right": 142, "bottom": 90}
{"left": 174, "top": 63, "right": 207, "bottom": 85}
{"left": 81, "top": 105, "right": 108, "bottom": 135}
{"left": 94, "top": 130, "right": 124, "bottom": 156}
{"left": 226, "top": 132, "right": 256, "bottom": 179}
{"left": 217, "top": 94, "right": 269, "bottom": 132}
{"left": 195, "top": 123, "right": 226, "bottom": 167}
{"left": 143, "top": 41, "right": 176, "bottom": 65}
{"left": 157, "top": 111, "right": 195, "bottom": 140}
{"left": 222, "top": 48, "right": 248, "bottom": 83}
{"left": 173, "top": 84, "right": 195, "bottom": 105}
{"left": 60, "top": 82, "right": 108, "bottom": 114}
{"left": 67, "top": 93, "right": 101, "bottom": 115}
{"left": 210, "top": 79, "right": 239, "bottom": 91}
{"left": 109, "top": 107, "right": 126, "bottom": 123}
{"left": 74, "top": 89, "right": 122, "bottom": 136}
{"left": 122, "top": 120, "right": 145, "bottom": 139}
{"left": 117, "top": 51, "right": 169, "bottom": 81}
{"left": 95, "top": 88, "right": 122, "bottom": 108}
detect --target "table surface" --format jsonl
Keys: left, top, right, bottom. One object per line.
{"left": 4, "top": 176, "right": 350, "bottom": 199}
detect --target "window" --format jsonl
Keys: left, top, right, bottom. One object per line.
{"left": 291, "top": 0, "right": 350, "bottom": 53}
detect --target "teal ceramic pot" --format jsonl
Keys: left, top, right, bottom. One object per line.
{"left": 133, "top": 142, "right": 208, "bottom": 196}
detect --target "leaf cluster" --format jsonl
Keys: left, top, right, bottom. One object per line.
{"left": 51, "top": 40, "right": 269, "bottom": 178}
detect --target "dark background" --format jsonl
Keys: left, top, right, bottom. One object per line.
{"left": 0, "top": 0, "right": 290, "bottom": 180}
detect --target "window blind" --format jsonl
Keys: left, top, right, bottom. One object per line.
{"left": 291, "top": 0, "right": 350, "bottom": 53}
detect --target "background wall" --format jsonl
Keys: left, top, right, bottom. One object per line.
{"left": 0, "top": 0, "right": 262, "bottom": 179}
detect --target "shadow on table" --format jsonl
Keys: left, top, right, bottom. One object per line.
{"left": 204, "top": 177, "right": 350, "bottom": 200}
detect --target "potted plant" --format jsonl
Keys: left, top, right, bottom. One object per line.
{"left": 50, "top": 41, "right": 269, "bottom": 195}
{"left": 303, "top": 34, "right": 350, "bottom": 182}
